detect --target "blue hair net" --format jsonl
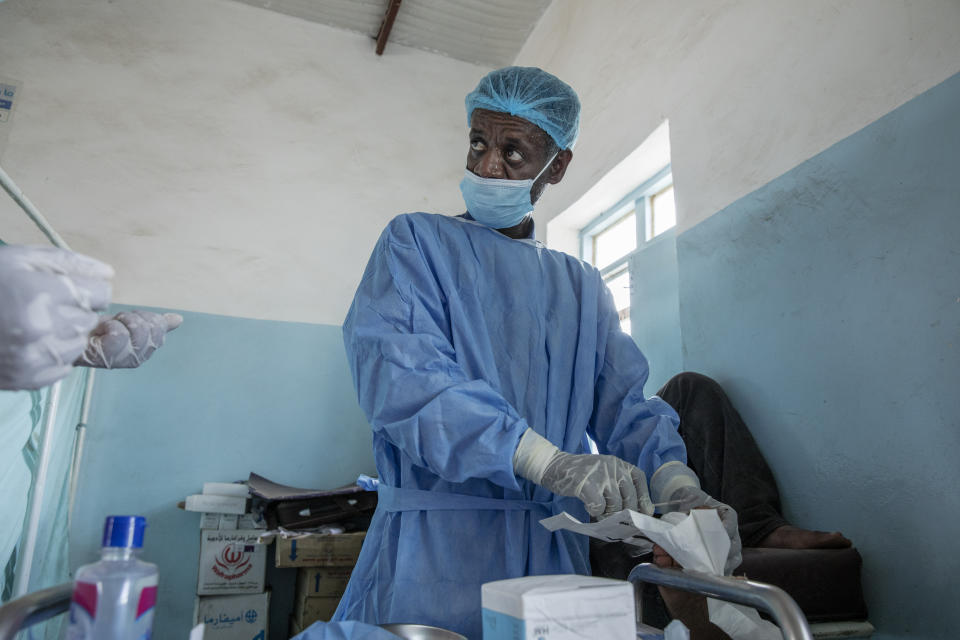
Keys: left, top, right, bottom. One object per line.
{"left": 465, "top": 66, "right": 581, "bottom": 150}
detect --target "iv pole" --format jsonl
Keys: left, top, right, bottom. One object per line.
{"left": 1, "top": 164, "right": 97, "bottom": 599}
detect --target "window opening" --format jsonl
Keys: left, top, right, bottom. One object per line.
{"left": 604, "top": 268, "right": 631, "bottom": 336}
{"left": 648, "top": 184, "right": 676, "bottom": 241}
{"left": 579, "top": 166, "right": 674, "bottom": 333}
{"left": 592, "top": 209, "right": 636, "bottom": 271}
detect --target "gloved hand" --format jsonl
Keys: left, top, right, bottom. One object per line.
{"left": 668, "top": 485, "right": 742, "bottom": 575}
{"left": 513, "top": 428, "right": 654, "bottom": 518}
{"left": 0, "top": 245, "right": 113, "bottom": 390}
{"left": 75, "top": 309, "right": 183, "bottom": 369}
{"left": 542, "top": 451, "right": 653, "bottom": 518}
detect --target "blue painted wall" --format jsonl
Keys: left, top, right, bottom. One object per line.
{"left": 671, "top": 72, "right": 960, "bottom": 638}
{"left": 629, "top": 230, "right": 682, "bottom": 393}
{"left": 70, "top": 308, "right": 375, "bottom": 640}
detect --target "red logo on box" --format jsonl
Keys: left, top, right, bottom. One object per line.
{"left": 212, "top": 543, "right": 253, "bottom": 580}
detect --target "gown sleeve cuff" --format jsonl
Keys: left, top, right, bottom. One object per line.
{"left": 649, "top": 460, "right": 700, "bottom": 504}
{"left": 512, "top": 428, "right": 560, "bottom": 484}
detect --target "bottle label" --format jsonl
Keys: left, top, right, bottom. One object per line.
{"left": 67, "top": 582, "right": 98, "bottom": 637}
{"left": 67, "top": 575, "right": 158, "bottom": 640}
{"left": 136, "top": 585, "right": 158, "bottom": 619}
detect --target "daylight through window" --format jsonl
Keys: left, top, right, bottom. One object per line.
{"left": 580, "top": 167, "right": 675, "bottom": 333}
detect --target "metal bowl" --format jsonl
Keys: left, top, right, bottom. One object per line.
{"left": 378, "top": 623, "right": 467, "bottom": 640}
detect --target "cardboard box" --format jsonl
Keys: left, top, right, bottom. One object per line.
{"left": 296, "top": 567, "right": 353, "bottom": 597}
{"left": 274, "top": 532, "right": 365, "bottom": 568}
{"left": 293, "top": 594, "right": 341, "bottom": 627}
{"left": 481, "top": 575, "right": 635, "bottom": 640}
{"left": 198, "top": 530, "right": 267, "bottom": 595}
{"left": 288, "top": 616, "right": 303, "bottom": 639}
{"left": 288, "top": 614, "right": 326, "bottom": 638}
{"left": 194, "top": 592, "right": 269, "bottom": 640}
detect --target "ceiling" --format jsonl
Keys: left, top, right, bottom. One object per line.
{"left": 228, "top": 0, "right": 552, "bottom": 68}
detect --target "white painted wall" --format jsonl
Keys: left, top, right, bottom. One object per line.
{"left": 0, "top": 0, "right": 486, "bottom": 324}
{"left": 520, "top": 0, "right": 960, "bottom": 241}
{"left": 5, "top": 1, "right": 959, "bottom": 320}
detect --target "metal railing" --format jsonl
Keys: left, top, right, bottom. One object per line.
{"left": 628, "top": 563, "right": 814, "bottom": 640}
{"left": 0, "top": 582, "right": 72, "bottom": 640}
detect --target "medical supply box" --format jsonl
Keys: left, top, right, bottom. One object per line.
{"left": 296, "top": 567, "right": 353, "bottom": 597}
{"left": 292, "top": 591, "right": 341, "bottom": 631}
{"left": 289, "top": 566, "right": 353, "bottom": 629}
{"left": 273, "top": 532, "right": 365, "bottom": 568}
{"left": 197, "top": 529, "right": 267, "bottom": 595}
{"left": 481, "top": 575, "right": 636, "bottom": 640}
{"left": 199, "top": 513, "right": 267, "bottom": 531}
{"left": 194, "top": 591, "right": 269, "bottom": 640}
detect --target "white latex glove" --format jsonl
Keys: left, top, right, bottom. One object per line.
{"left": 669, "top": 485, "right": 742, "bottom": 575}
{"left": 513, "top": 428, "right": 654, "bottom": 518}
{"left": 0, "top": 245, "right": 113, "bottom": 390}
{"left": 650, "top": 461, "right": 742, "bottom": 574}
{"left": 75, "top": 309, "right": 182, "bottom": 369}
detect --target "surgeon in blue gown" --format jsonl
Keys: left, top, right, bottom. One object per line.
{"left": 329, "top": 67, "right": 741, "bottom": 640}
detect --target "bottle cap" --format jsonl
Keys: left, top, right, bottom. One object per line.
{"left": 102, "top": 515, "right": 147, "bottom": 549}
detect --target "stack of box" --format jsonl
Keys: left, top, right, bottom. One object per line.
{"left": 274, "top": 532, "right": 365, "bottom": 636}
{"left": 184, "top": 482, "right": 270, "bottom": 640}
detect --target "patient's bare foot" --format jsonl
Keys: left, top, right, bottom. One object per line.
{"left": 758, "top": 525, "right": 851, "bottom": 549}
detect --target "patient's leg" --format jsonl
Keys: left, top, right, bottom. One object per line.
{"left": 656, "top": 372, "right": 850, "bottom": 549}
{"left": 653, "top": 545, "right": 732, "bottom": 640}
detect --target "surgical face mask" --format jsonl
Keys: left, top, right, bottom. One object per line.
{"left": 459, "top": 152, "right": 558, "bottom": 229}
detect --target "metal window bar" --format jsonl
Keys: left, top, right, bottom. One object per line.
{"left": 628, "top": 563, "right": 814, "bottom": 640}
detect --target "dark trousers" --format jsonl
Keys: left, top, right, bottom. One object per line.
{"left": 656, "top": 371, "right": 787, "bottom": 547}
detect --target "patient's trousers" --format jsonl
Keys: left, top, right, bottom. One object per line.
{"left": 656, "top": 372, "right": 788, "bottom": 547}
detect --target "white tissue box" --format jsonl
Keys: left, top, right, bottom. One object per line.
{"left": 481, "top": 575, "right": 635, "bottom": 640}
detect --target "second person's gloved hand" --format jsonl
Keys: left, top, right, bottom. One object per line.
{"left": 513, "top": 428, "right": 654, "bottom": 518}
{"left": 75, "top": 309, "right": 183, "bottom": 369}
{"left": 0, "top": 245, "right": 113, "bottom": 390}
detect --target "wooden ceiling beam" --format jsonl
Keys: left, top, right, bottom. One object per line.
{"left": 375, "top": 0, "right": 403, "bottom": 56}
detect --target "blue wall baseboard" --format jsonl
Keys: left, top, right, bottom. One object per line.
{"left": 672, "top": 71, "right": 960, "bottom": 639}
{"left": 70, "top": 308, "right": 375, "bottom": 640}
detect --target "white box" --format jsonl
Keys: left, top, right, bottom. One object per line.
{"left": 198, "top": 530, "right": 267, "bottom": 595}
{"left": 237, "top": 513, "right": 267, "bottom": 530}
{"left": 198, "top": 513, "right": 245, "bottom": 530}
{"left": 194, "top": 592, "right": 269, "bottom": 640}
{"left": 200, "top": 513, "right": 222, "bottom": 529}
{"left": 186, "top": 494, "right": 249, "bottom": 515}
{"left": 203, "top": 482, "right": 250, "bottom": 497}
{"left": 481, "top": 575, "right": 635, "bottom": 640}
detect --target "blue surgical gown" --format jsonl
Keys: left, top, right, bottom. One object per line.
{"left": 335, "top": 213, "right": 685, "bottom": 639}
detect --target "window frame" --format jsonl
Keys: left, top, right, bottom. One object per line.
{"left": 579, "top": 165, "right": 674, "bottom": 280}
